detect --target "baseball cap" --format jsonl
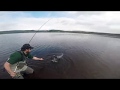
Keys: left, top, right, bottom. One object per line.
{"left": 21, "top": 44, "right": 34, "bottom": 50}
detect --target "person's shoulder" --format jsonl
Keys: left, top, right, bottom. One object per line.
{"left": 10, "top": 51, "right": 21, "bottom": 57}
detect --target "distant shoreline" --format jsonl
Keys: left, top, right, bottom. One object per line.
{"left": 0, "top": 30, "right": 120, "bottom": 38}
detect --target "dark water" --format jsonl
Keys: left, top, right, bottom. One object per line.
{"left": 1, "top": 32, "right": 120, "bottom": 79}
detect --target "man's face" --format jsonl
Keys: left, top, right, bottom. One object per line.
{"left": 26, "top": 48, "right": 31, "bottom": 53}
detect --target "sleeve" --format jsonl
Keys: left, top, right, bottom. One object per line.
{"left": 28, "top": 53, "right": 33, "bottom": 59}
{"left": 7, "top": 53, "right": 21, "bottom": 64}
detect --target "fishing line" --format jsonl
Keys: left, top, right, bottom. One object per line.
{"left": 28, "top": 18, "right": 52, "bottom": 44}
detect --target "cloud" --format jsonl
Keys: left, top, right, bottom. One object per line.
{"left": 1, "top": 11, "right": 120, "bottom": 34}
{"left": 66, "top": 11, "right": 120, "bottom": 33}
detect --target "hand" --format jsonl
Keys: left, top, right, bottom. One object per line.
{"left": 39, "top": 58, "right": 44, "bottom": 60}
{"left": 10, "top": 72, "right": 16, "bottom": 77}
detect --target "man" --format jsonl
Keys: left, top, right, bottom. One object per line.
{"left": 4, "top": 44, "right": 44, "bottom": 79}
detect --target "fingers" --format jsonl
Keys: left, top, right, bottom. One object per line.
{"left": 41, "top": 58, "right": 44, "bottom": 60}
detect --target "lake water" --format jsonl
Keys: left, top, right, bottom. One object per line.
{"left": 1, "top": 32, "right": 120, "bottom": 79}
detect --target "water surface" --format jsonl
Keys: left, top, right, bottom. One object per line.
{"left": 1, "top": 32, "right": 120, "bottom": 79}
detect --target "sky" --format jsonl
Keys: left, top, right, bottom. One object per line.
{"left": 0, "top": 11, "right": 120, "bottom": 34}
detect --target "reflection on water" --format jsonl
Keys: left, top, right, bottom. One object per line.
{"left": 1, "top": 33, "right": 120, "bottom": 79}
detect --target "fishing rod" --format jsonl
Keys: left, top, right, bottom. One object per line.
{"left": 28, "top": 18, "right": 52, "bottom": 44}
{"left": 27, "top": 16, "right": 66, "bottom": 63}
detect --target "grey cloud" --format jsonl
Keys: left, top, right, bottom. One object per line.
{"left": 0, "top": 23, "right": 18, "bottom": 30}
{"left": 1, "top": 11, "right": 120, "bottom": 34}
{"left": 67, "top": 11, "right": 105, "bottom": 17}
{"left": 74, "top": 11, "right": 104, "bottom": 15}
{"left": 60, "top": 20, "right": 73, "bottom": 25}
{"left": 74, "top": 21, "right": 94, "bottom": 26}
